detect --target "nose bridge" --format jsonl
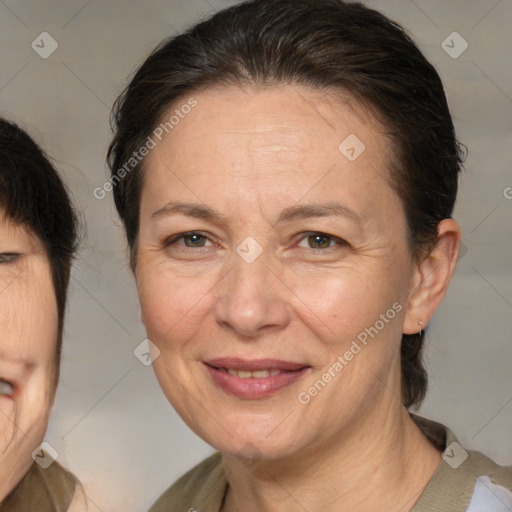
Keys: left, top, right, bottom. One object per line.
{"left": 214, "top": 248, "right": 289, "bottom": 337}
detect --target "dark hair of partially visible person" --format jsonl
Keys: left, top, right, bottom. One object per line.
{"left": 0, "top": 118, "right": 79, "bottom": 382}
{"left": 107, "top": 0, "right": 465, "bottom": 410}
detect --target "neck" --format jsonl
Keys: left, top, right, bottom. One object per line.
{"left": 222, "top": 404, "right": 441, "bottom": 512}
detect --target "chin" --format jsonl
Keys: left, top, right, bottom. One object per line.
{"left": 193, "top": 414, "right": 305, "bottom": 461}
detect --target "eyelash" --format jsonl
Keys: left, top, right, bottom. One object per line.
{"left": 297, "top": 232, "right": 347, "bottom": 250}
{"left": 163, "top": 231, "right": 348, "bottom": 252}
{"left": 0, "top": 253, "right": 22, "bottom": 264}
{"left": 163, "top": 232, "right": 215, "bottom": 249}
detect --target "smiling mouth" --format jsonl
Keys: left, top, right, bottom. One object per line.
{"left": 204, "top": 358, "right": 311, "bottom": 398}
{"left": 216, "top": 368, "right": 283, "bottom": 378}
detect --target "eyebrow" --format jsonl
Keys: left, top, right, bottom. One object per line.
{"left": 277, "top": 202, "right": 363, "bottom": 224}
{"left": 151, "top": 201, "right": 363, "bottom": 226}
{"left": 151, "top": 201, "right": 233, "bottom": 225}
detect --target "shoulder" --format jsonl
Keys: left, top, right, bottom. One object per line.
{"left": 66, "top": 486, "right": 93, "bottom": 512}
{"left": 411, "top": 414, "right": 512, "bottom": 512}
{"left": 464, "top": 450, "right": 512, "bottom": 511}
{"left": 149, "top": 452, "right": 227, "bottom": 512}
{"left": 2, "top": 458, "right": 78, "bottom": 511}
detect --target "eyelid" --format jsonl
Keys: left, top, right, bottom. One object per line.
{"left": 0, "top": 253, "right": 23, "bottom": 263}
{"left": 295, "top": 231, "right": 348, "bottom": 248}
{"left": 160, "top": 229, "right": 349, "bottom": 255}
{"left": 163, "top": 231, "right": 216, "bottom": 247}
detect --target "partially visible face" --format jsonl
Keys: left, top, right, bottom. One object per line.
{"left": 136, "top": 85, "right": 417, "bottom": 460}
{"left": 0, "top": 214, "right": 58, "bottom": 500}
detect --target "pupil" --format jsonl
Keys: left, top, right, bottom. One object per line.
{"left": 186, "top": 234, "right": 204, "bottom": 247}
{"left": 310, "top": 235, "right": 330, "bottom": 249}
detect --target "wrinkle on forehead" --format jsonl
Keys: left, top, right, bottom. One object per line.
{"left": 221, "top": 124, "right": 311, "bottom": 154}
{"left": 142, "top": 84, "right": 399, "bottom": 232}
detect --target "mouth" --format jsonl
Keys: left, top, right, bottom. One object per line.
{"left": 204, "top": 358, "right": 311, "bottom": 399}
{"left": 0, "top": 378, "right": 15, "bottom": 399}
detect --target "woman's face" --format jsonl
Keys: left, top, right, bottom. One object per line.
{"left": 136, "top": 85, "right": 419, "bottom": 459}
{"left": 0, "top": 216, "right": 58, "bottom": 499}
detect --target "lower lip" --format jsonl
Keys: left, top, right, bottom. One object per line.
{"left": 205, "top": 364, "right": 310, "bottom": 399}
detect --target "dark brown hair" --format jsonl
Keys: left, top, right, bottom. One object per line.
{"left": 107, "top": 0, "right": 464, "bottom": 408}
{"left": 0, "top": 119, "right": 79, "bottom": 378}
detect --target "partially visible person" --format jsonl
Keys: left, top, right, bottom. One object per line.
{"left": 0, "top": 119, "right": 86, "bottom": 511}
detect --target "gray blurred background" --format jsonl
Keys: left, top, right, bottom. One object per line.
{"left": 1, "top": 0, "right": 511, "bottom": 510}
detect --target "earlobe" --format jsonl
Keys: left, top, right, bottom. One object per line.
{"left": 403, "top": 219, "right": 461, "bottom": 334}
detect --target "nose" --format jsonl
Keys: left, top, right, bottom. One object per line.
{"left": 214, "top": 253, "right": 290, "bottom": 338}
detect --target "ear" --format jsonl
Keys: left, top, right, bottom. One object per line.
{"left": 403, "top": 219, "right": 461, "bottom": 335}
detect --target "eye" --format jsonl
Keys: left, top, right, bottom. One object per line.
{"left": 164, "top": 232, "right": 214, "bottom": 249}
{"left": 297, "top": 233, "right": 343, "bottom": 250}
{"left": 0, "top": 253, "right": 22, "bottom": 264}
{"left": 181, "top": 233, "right": 209, "bottom": 248}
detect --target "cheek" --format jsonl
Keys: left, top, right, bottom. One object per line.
{"left": 0, "top": 294, "right": 57, "bottom": 465}
{"left": 137, "top": 261, "right": 216, "bottom": 344}
{"left": 283, "top": 265, "right": 409, "bottom": 383}
{"left": 0, "top": 295, "right": 58, "bottom": 360}
{"left": 28, "top": 292, "right": 59, "bottom": 366}
{"left": 287, "top": 266, "right": 398, "bottom": 341}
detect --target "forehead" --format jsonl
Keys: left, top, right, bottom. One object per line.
{"left": 141, "top": 84, "right": 396, "bottom": 219}
{"left": 0, "top": 211, "right": 43, "bottom": 253}
{"left": 155, "top": 84, "right": 386, "bottom": 155}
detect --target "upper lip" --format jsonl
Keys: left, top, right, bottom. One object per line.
{"left": 204, "top": 357, "right": 308, "bottom": 371}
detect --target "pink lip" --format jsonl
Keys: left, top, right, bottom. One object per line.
{"left": 204, "top": 358, "right": 310, "bottom": 399}
{"left": 204, "top": 357, "right": 306, "bottom": 371}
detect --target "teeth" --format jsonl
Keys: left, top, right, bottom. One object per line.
{"left": 252, "top": 370, "right": 269, "bottom": 378}
{"left": 0, "top": 379, "right": 14, "bottom": 396}
{"left": 224, "top": 368, "right": 281, "bottom": 378}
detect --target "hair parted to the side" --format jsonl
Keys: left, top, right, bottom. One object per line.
{"left": 0, "top": 118, "right": 80, "bottom": 382}
{"left": 107, "top": 0, "right": 464, "bottom": 409}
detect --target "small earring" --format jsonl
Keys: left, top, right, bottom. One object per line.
{"left": 418, "top": 320, "right": 423, "bottom": 335}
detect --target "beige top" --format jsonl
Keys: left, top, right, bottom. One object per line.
{"left": 1, "top": 459, "right": 77, "bottom": 512}
{"left": 149, "top": 415, "right": 512, "bottom": 512}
